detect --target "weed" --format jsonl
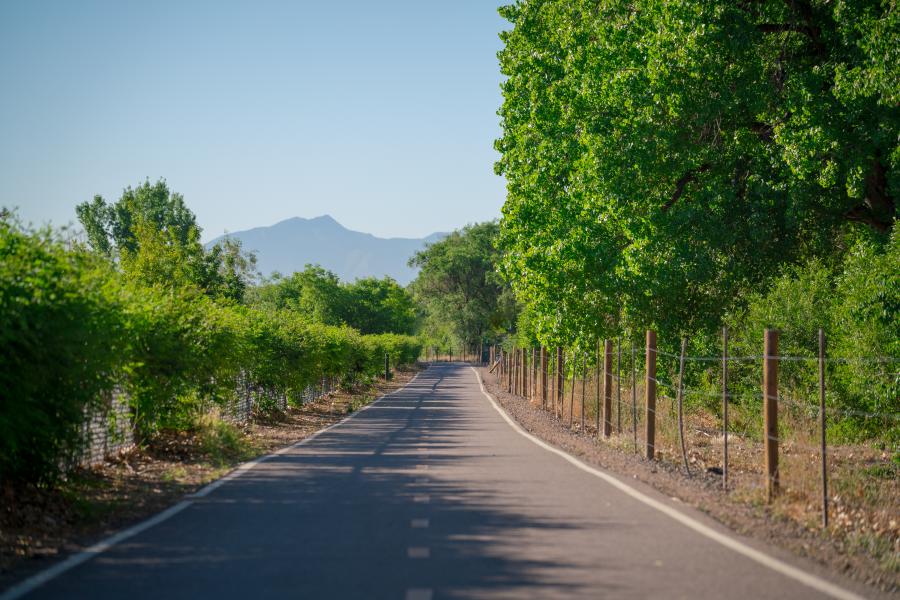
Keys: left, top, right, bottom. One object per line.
{"left": 194, "top": 412, "right": 258, "bottom": 467}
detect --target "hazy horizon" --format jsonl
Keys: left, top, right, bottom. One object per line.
{"left": 0, "top": 2, "right": 508, "bottom": 242}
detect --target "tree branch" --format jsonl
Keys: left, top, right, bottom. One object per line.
{"left": 662, "top": 164, "right": 711, "bottom": 212}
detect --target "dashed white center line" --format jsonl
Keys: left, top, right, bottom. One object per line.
{"left": 413, "top": 494, "right": 430, "bottom": 503}
{"left": 407, "top": 546, "right": 430, "bottom": 559}
{"left": 410, "top": 518, "right": 429, "bottom": 528}
{"left": 405, "top": 588, "right": 433, "bottom": 600}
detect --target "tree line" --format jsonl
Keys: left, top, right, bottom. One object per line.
{"left": 490, "top": 0, "right": 897, "bottom": 440}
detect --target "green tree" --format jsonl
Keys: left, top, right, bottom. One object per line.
{"left": 76, "top": 179, "right": 200, "bottom": 258}
{"left": 495, "top": 0, "right": 898, "bottom": 346}
{"left": 345, "top": 277, "right": 417, "bottom": 335}
{"left": 249, "top": 265, "right": 351, "bottom": 325}
{"left": 409, "top": 222, "right": 516, "bottom": 349}
{"left": 77, "top": 179, "right": 256, "bottom": 301}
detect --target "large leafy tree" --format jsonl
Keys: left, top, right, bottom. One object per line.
{"left": 76, "top": 179, "right": 256, "bottom": 301}
{"left": 495, "top": 0, "right": 898, "bottom": 345}
{"left": 409, "top": 222, "right": 516, "bottom": 348}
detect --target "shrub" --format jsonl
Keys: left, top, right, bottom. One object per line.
{"left": 0, "top": 223, "right": 126, "bottom": 482}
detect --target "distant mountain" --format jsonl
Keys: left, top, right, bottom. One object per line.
{"left": 206, "top": 215, "right": 446, "bottom": 285}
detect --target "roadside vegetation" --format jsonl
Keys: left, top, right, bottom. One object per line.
{"left": 0, "top": 180, "right": 421, "bottom": 486}
{"left": 408, "top": 221, "right": 518, "bottom": 357}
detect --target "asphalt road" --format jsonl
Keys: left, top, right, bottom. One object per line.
{"left": 9, "top": 363, "right": 870, "bottom": 599}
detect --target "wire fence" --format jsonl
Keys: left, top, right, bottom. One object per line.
{"left": 74, "top": 372, "right": 348, "bottom": 468}
{"left": 486, "top": 332, "right": 899, "bottom": 547}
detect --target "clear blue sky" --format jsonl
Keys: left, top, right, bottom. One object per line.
{"left": 0, "top": 1, "right": 508, "bottom": 241}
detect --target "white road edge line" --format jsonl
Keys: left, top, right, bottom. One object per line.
{"left": 469, "top": 366, "right": 867, "bottom": 600}
{"left": 0, "top": 371, "right": 424, "bottom": 600}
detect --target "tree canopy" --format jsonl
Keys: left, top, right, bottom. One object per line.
{"left": 249, "top": 266, "right": 417, "bottom": 335}
{"left": 495, "top": 0, "right": 898, "bottom": 345}
{"left": 76, "top": 179, "right": 257, "bottom": 301}
{"left": 408, "top": 221, "right": 517, "bottom": 349}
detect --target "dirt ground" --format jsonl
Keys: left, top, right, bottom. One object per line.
{"left": 0, "top": 366, "right": 423, "bottom": 590}
{"left": 478, "top": 367, "right": 899, "bottom": 595}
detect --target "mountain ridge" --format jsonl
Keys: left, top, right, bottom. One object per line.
{"left": 206, "top": 215, "right": 446, "bottom": 285}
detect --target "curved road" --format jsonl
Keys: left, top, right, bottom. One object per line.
{"left": 7, "top": 364, "right": 870, "bottom": 599}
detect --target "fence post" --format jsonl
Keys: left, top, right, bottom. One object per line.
{"left": 603, "top": 339, "right": 613, "bottom": 437}
{"left": 764, "top": 329, "right": 780, "bottom": 501}
{"left": 676, "top": 338, "right": 690, "bottom": 476}
{"left": 631, "top": 340, "right": 637, "bottom": 453}
{"left": 581, "top": 352, "right": 587, "bottom": 431}
{"left": 510, "top": 349, "right": 515, "bottom": 394}
{"left": 521, "top": 348, "right": 526, "bottom": 397}
{"left": 385, "top": 353, "right": 390, "bottom": 380}
{"left": 819, "top": 328, "right": 829, "bottom": 528}
{"left": 595, "top": 339, "right": 601, "bottom": 437}
{"left": 518, "top": 348, "right": 523, "bottom": 396}
{"left": 540, "top": 347, "right": 547, "bottom": 408}
{"left": 555, "top": 347, "right": 564, "bottom": 419}
{"left": 568, "top": 352, "right": 576, "bottom": 428}
{"left": 616, "top": 338, "right": 622, "bottom": 433}
{"left": 723, "top": 327, "right": 729, "bottom": 491}
{"left": 645, "top": 330, "right": 657, "bottom": 460}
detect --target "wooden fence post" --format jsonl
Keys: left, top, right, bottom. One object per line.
{"left": 522, "top": 348, "right": 527, "bottom": 397}
{"left": 631, "top": 341, "right": 637, "bottom": 452}
{"left": 722, "top": 327, "right": 729, "bottom": 491}
{"left": 514, "top": 349, "right": 520, "bottom": 396}
{"left": 819, "top": 328, "right": 828, "bottom": 527}
{"left": 595, "top": 339, "right": 601, "bottom": 437}
{"left": 581, "top": 352, "right": 587, "bottom": 431}
{"left": 540, "top": 347, "right": 548, "bottom": 408}
{"left": 384, "top": 353, "right": 390, "bottom": 380}
{"left": 645, "top": 330, "right": 657, "bottom": 460}
{"left": 555, "top": 347, "right": 564, "bottom": 419}
{"left": 764, "top": 329, "right": 779, "bottom": 501}
{"left": 676, "top": 338, "right": 690, "bottom": 476}
{"left": 616, "top": 338, "right": 622, "bottom": 433}
{"left": 603, "top": 339, "right": 613, "bottom": 437}
{"left": 568, "top": 351, "right": 576, "bottom": 428}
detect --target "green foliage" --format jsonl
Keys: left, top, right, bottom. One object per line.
{"left": 0, "top": 217, "right": 422, "bottom": 484}
{"left": 721, "top": 232, "right": 899, "bottom": 442}
{"left": 249, "top": 266, "right": 417, "bottom": 335}
{"left": 409, "top": 222, "right": 517, "bottom": 350}
{"left": 0, "top": 220, "right": 126, "bottom": 482}
{"left": 495, "top": 0, "right": 898, "bottom": 348}
{"left": 345, "top": 277, "right": 417, "bottom": 335}
{"left": 76, "top": 179, "right": 257, "bottom": 302}
{"left": 494, "top": 0, "right": 898, "bottom": 440}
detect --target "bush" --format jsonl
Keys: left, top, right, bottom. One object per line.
{"left": 0, "top": 223, "right": 127, "bottom": 482}
{"left": 0, "top": 218, "right": 424, "bottom": 484}
{"left": 726, "top": 232, "right": 899, "bottom": 442}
